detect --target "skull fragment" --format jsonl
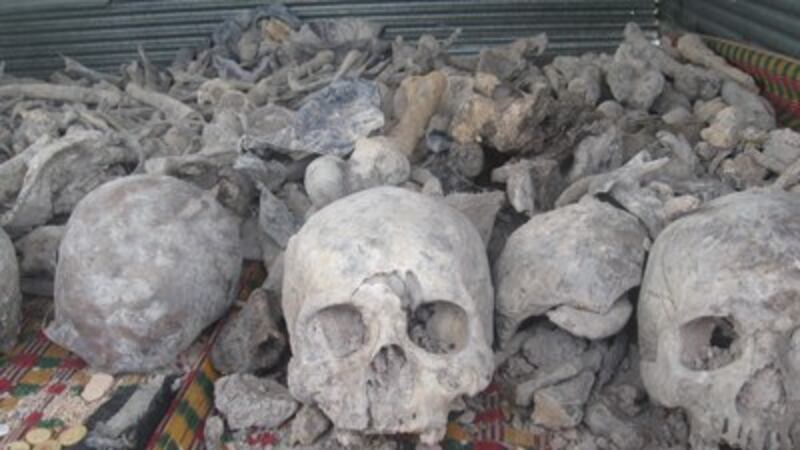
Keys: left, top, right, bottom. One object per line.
{"left": 0, "top": 227, "right": 21, "bottom": 352}
{"left": 495, "top": 198, "right": 649, "bottom": 344}
{"left": 639, "top": 190, "right": 800, "bottom": 450}
{"left": 46, "top": 175, "right": 242, "bottom": 373}
{"left": 282, "top": 186, "right": 494, "bottom": 444}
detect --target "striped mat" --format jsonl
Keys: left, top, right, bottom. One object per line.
{"left": 0, "top": 305, "right": 151, "bottom": 448}
{"left": 0, "top": 262, "right": 264, "bottom": 450}
{"left": 145, "top": 262, "right": 265, "bottom": 450}
{"left": 442, "top": 385, "right": 552, "bottom": 450}
{"left": 704, "top": 35, "right": 800, "bottom": 130}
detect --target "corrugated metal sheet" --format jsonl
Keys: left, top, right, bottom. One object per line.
{"left": 662, "top": 0, "right": 800, "bottom": 60}
{"left": 0, "top": 0, "right": 657, "bottom": 78}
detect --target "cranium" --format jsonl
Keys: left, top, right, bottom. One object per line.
{"left": 282, "top": 186, "right": 493, "bottom": 444}
{"left": 0, "top": 226, "right": 21, "bottom": 352}
{"left": 46, "top": 175, "right": 242, "bottom": 373}
{"left": 495, "top": 198, "right": 649, "bottom": 344}
{"left": 639, "top": 190, "right": 800, "bottom": 449}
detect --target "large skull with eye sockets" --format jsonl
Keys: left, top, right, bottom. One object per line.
{"left": 282, "top": 186, "right": 494, "bottom": 444}
{"left": 495, "top": 198, "right": 649, "bottom": 345}
{"left": 639, "top": 190, "right": 800, "bottom": 450}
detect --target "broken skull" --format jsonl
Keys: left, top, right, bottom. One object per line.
{"left": 639, "top": 190, "right": 800, "bottom": 450}
{"left": 495, "top": 198, "right": 649, "bottom": 344}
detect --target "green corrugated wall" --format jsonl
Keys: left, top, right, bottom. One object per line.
{"left": 0, "top": 0, "right": 657, "bottom": 78}
{"left": 661, "top": 0, "right": 800, "bottom": 60}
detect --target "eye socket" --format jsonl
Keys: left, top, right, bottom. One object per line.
{"left": 680, "top": 316, "right": 742, "bottom": 371}
{"left": 407, "top": 301, "right": 469, "bottom": 354}
{"left": 306, "top": 304, "right": 366, "bottom": 358}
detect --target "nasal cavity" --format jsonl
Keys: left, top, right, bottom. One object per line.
{"left": 370, "top": 345, "right": 406, "bottom": 375}
{"left": 736, "top": 366, "right": 786, "bottom": 414}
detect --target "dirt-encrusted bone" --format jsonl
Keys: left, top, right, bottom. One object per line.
{"left": 283, "top": 187, "right": 493, "bottom": 444}
{"left": 495, "top": 198, "right": 648, "bottom": 344}
{"left": 640, "top": 191, "right": 800, "bottom": 449}
{"left": 46, "top": 175, "right": 242, "bottom": 373}
{"left": 0, "top": 227, "right": 21, "bottom": 353}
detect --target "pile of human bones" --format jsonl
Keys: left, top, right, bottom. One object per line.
{"left": 2, "top": 4, "right": 800, "bottom": 449}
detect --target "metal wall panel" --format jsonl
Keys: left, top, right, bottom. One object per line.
{"left": 0, "top": 0, "right": 657, "bottom": 78}
{"left": 662, "top": 0, "right": 800, "bottom": 60}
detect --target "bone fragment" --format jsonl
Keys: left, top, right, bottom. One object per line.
{"left": 676, "top": 34, "right": 757, "bottom": 91}
{"left": 125, "top": 83, "right": 201, "bottom": 123}
{"left": 389, "top": 71, "right": 448, "bottom": 157}
{"left": 0, "top": 83, "right": 122, "bottom": 106}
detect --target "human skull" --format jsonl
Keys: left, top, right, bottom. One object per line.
{"left": 46, "top": 175, "right": 242, "bottom": 373}
{"left": 282, "top": 186, "right": 493, "bottom": 444}
{"left": 639, "top": 190, "right": 800, "bottom": 449}
{"left": 0, "top": 226, "right": 21, "bottom": 352}
{"left": 495, "top": 198, "right": 649, "bottom": 344}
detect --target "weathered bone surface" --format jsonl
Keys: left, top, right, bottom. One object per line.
{"left": 283, "top": 186, "right": 493, "bottom": 444}
{"left": 676, "top": 34, "right": 757, "bottom": 91}
{"left": 387, "top": 71, "right": 448, "bottom": 157}
{"left": 14, "top": 224, "right": 64, "bottom": 279}
{"left": 46, "top": 175, "right": 242, "bottom": 373}
{"left": 639, "top": 190, "right": 800, "bottom": 450}
{"left": 584, "top": 341, "right": 691, "bottom": 449}
{"left": 495, "top": 198, "right": 649, "bottom": 344}
{"left": 215, "top": 373, "right": 300, "bottom": 430}
{"left": 246, "top": 79, "right": 385, "bottom": 157}
{"left": 302, "top": 125, "right": 418, "bottom": 210}
{"left": 617, "top": 23, "right": 722, "bottom": 102}
{"left": 211, "top": 287, "right": 287, "bottom": 375}
{"left": 442, "top": 191, "right": 505, "bottom": 246}
{"left": 302, "top": 73, "right": 445, "bottom": 209}
{"left": 0, "top": 83, "right": 122, "bottom": 106}
{"left": 0, "top": 128, "right": 136, "bottom": 238}
{"left": 14, "top": 224, "right": 64, "bottom": 297}
{"left": 498, "top": 321, "right": 604, "bottom": 408}
{"left": 0, "top": 226, "right": 21, "bottom": 353}
{"left": 762, "top": 129, "right": 800, "bottom": 171}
